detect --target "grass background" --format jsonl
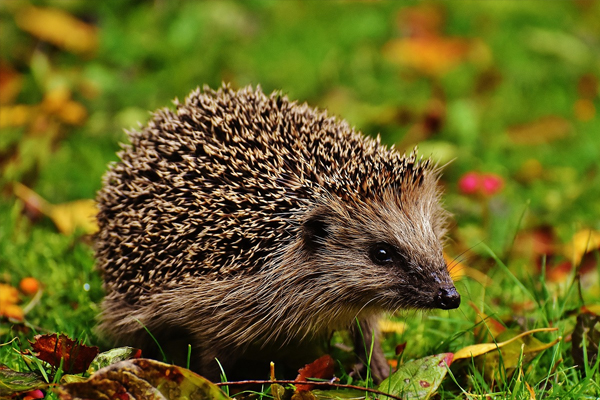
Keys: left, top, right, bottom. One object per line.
{"left": 1, "top": 1, "right": 599, "bottom": 398}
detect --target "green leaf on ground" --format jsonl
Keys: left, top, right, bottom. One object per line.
{"left": 0, "top": 364, "right": 47, "bottom": 397}
{"left": 377, "top": 353, "right": 453, "bottom": 400}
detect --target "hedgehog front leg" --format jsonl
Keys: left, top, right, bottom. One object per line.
{"left": 350, "top": 316, "right": 390, "bottom": 383}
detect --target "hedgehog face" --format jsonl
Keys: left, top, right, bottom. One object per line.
{"left": 300, "top": 186, "right": 460, "bottom": 312}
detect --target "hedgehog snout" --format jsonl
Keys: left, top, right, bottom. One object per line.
{"left": 432, "top": 285, "right": 461, "bottom": 309}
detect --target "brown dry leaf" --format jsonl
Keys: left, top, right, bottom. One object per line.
{"left": 512, "top": 226, "right": 575, "bottom": 282}
{"left": 383, "top": 36, "right": 472, "bottom": 76}
{"left": 27, "top": 333, "right": 99, "bottom": 374}
{"left": 57, "top": 358, "right": 231, "bottom": 400}
{"left": 0, "top": 63, "right": 23, "bottom": 104}
{"left": 454, "top": 327, "right": 558, "bottom": 360}
{"left": 16, "top": 6, "right": 97, "bottom": 55}
{"left": 295, "top": 354, "right": 335, "bottom": 392}
{"left": 507, "top": 116, "right": 572, "bottom": 145}
{"left": 572, "top": 312, "right": 600, "bottom": 373}
{"left": 0, "top": 283, "right": 24, "bottom": 320}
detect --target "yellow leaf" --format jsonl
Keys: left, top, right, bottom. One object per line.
{"left": 526, "top": 382, "right": 536, "bottom": 399}
{"left": 42, "top": 86, "right": 71, "bottom": 114}
{"left": 582, "top": 305, "right": 600, "bottom": 315}
{"left": 379, "top": 319, "right": 406, "bottom": 334}
{"left": 565, "top": 229, "right": 600, "bottom": 266}
{"left": 57, "top": 100, "right": 88, "bottom": 125}
{"left": 0, "top": 105, "right": 34, "bottom": 128}
{"left": 16, "top": 6, "right": 97, "bottom": 55}
{"left": 14, "top": 183, "right": 98, "bottom": 235}
{"left": 0, "top": 284, "right": 19, "bottom": 306}
{"left": 0, "top": 284, "right": 23, "bottom": 321}
{"left": 49, "top": 200, "right": 98, "bottom": 235}
{"left": 444, "top": 252, "right": 466, "bottom": 281}
{"left": 454, "top": 327, "right": 558, "bottom": 360}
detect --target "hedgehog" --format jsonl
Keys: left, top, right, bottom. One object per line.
{"left": 95, "top": 84, "right": 460, "bottom": 382}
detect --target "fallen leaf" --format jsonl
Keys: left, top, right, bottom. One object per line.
{"left": 525, "top": 381, "right": 536, "bottom": 400}
{"left": 49, "top": 199, "right": 98, "bottom": 235}
{"left": 0, "top": 105, "right": 34, "bottom": 128}
{"left": 0, "top": 283, "right": 23, "bottom": 320}
{"left": 16, "top": 6, "right": 98, "bottom": 55}
{"left": 443, "top": 252, "right": 466, "bottom": 281}
{"left": 572, "top": 312, "right": 600, "bottom": 373}
{"left": 271, "top": 383, "right": 288, "bottom": 400}
{"left": 565, "top": 229, "right": 600, "bottom": 267}
{"left": 27, "top": 333, "right": 99, "bottom": 374}
{"left": 383, "top": 36, "right": 472, "bottom": 76}
{"left": 57, "top": 100, "right": 88, "bottom": 125}
{"left": 42, "top": 86, "right": 72, "bottom": 115}
{"left": 468, "top": 302, "right": 506, "bottom": 339}
{"left": 57, "top": 358, "right": 231, "bottom": 400}
{"left": 453, "top": 327, "right": 559, "bottom": 360}
{"left": 507, "top": 116, "right": 571, "bottom": 145}
{"left": 295, "top": 355, "right": 335, "bottom": 392}
{"left": 86, "top": 347, "right": 143, "bottom": 374}
{"left": 378, "top": 353, "right": 453, "bottom": 400}
{"left": 0, "top": 364, "right": 48, "bottom": 397}
{"left": 582, "top": 305, "right": 600, "bottom": 315}
{"left": 14, "top": 183, "right": 98, "bottom": 235}
{"left": 455, "top": 328, "right": 560, "bottom": 382}
{"left": 0, "top": 62, "right": 23, "bottom": 104}
{"left": 379, "top": 319, "right": 406, "bottom": 335}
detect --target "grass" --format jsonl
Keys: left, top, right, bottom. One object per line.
{"left": 1, "top": 1, "right": 599, "bottom": 398}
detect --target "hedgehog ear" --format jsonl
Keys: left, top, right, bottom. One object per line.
{"left": 302, "top": 212, "right": 329, "bottom": 253}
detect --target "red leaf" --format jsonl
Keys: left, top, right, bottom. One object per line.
{"left": 27, "top": 333, "right": 99, "bottom": 374}
{"left": 295, "top": 354, "right": 335, "bottom": 392}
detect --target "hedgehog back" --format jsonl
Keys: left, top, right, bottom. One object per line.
{"left": 95, "top": 85, "right": 428, "bottom": 303}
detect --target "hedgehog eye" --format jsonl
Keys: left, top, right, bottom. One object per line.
{"left": 369, "top": 243, "right": 395, "bottom": 265}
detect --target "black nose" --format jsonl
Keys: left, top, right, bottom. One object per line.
{"left": 433, "top": 286, "right": 461, "bottom": 310}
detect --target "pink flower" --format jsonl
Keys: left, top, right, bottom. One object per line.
{"left": 458, "top": 171, "right": 504, "bottom": 197}
{"left": 23, "top": 389, "right": 44, "bottom": 399}
{"left": 481, "top": 173, "right": 504, "bottom": 196}
{"left": 458, "top": 172, "right": 480, "bottom": 194}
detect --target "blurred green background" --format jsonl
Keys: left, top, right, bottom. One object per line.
{"left": 0, "top": 0, "right": 599, "bottom": 395}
